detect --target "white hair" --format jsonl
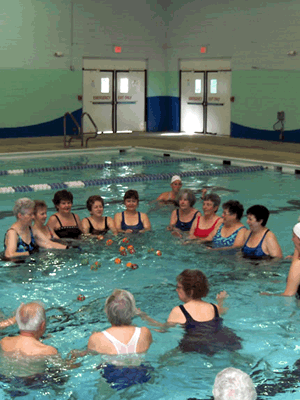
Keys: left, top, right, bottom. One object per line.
{"left": 13, "top": 198, "right": 35, "bottom": 218}
{"left": 213, "top": 368, "right": 257, "bottom": 400}
{"left": 15, "top": 302, "right": 46, "bottom": 332}
{"left": 105, "top": 289, "right": 136, "bottom": 326}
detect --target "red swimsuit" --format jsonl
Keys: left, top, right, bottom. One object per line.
{"left": 193, "top": 216, "right": 221, "bottom": 238}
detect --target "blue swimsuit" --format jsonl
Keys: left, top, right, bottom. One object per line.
{"left": 121, "top": 212, "right": 144, "bottom": 232}
{"left": 212, "top": 224, "right": 245, "bottom": 248}
{"left": 4, "top": 227, "right": 36, "bottom": 254}
{"left": 242, "top": 229, "right": 270, "bottom": 258}
{"left": 175, "top": 209, "right": 199, "bottom": 232}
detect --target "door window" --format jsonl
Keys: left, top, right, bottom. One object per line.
{"left": 101, "top": 78, "right": 110, "bottom": 93}
{"left": 120, "top": 78, "right": 129, "bottom": 94}
{"left": 210, "top": 79, "right": 217, "bottom": 94}
{"left": 195, "top": 79, "right": 201, "bottom": 94}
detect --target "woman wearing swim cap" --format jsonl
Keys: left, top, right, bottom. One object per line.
{"left": 261, "top": 221, "right": 300, "bottom": 296}
{"left": 156, "top": 176, "right": 182, "bottom": 204}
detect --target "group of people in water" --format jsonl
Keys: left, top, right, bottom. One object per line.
{"left": 1, "top": 174, "right": 300, "bottom": 397}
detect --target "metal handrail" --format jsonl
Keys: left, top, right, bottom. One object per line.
{"left": 63, "top": 112, "right": 82, "bottom": 148}
{"left": 81, "top": 112, "right": 101, "bottom": 147}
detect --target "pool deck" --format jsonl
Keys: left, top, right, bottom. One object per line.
{"left": 0, "top": 133, "right": 299, "bottom": 168}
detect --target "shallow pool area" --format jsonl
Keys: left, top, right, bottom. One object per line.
{"left": 0, "top": 148, "right": 300, "bottom": 399}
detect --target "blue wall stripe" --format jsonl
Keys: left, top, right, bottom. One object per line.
{"left": 231, "top": 122, "right": 300, "bottom": 143}
{"left": 0, "top": 109, "right": 82, "bottom": 139}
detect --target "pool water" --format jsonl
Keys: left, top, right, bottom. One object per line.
{"left": 0, "top": 148, "right": 300, "bottom": 399}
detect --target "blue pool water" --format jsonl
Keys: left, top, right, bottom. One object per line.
{"left": 0, "top": 148, "right": 300, "bottom": 399}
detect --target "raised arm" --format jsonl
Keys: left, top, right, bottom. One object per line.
{"left": 216, "top": 291, "right": 229, "bottom": 314}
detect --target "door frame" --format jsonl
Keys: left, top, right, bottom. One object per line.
{"left": 82, "top": 58, "right": 147, "bottom": 133}
{"left": 179, "top": 59, "right": 231, "bottom": 135}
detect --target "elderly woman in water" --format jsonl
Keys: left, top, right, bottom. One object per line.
{"left": 241, "top": 205, "right": 282, "bottom": 259}
{"left": 47, "top": 190, "right": 82, "bottom": 239}
{"left": 32, "top": 200, "right": 67, "bottom": 249}
{"left": 82, "top": 195, "right": 118, "bottom": 237}
{"left": 137, "top": 269, "right": 242, "bottom": 355}
{"left": 189, "top": 193, "right": 223, "bottom": 241}
{"left": 200, "top": 200, "right": 246, "bottom": 250}
{"left": 4, "top": 198, "right": 37, "bottom": 259}
{"left": 168, "top": 189, "right": 200, "bottom": 238}
{"left": 86, "top": 289, "right": 153, "bottom": 390}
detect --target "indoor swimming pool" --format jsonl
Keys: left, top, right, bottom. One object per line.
{"left": 0, "top": 147, "right": 300, "bottom": 399}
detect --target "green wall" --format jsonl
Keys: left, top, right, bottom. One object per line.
{"left": 232, "top": 70, "right": 300, "bottom": 131}
{"left": 0, "top": 70, "right": 81, "bottom": 128}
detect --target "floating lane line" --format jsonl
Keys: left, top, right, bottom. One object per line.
{"left": 0, "top": 166, "right": 265, "bottom": 194}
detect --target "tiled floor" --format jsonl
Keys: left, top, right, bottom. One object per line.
{"left": 0, "top": 133, "right": 299, "bottom": 167}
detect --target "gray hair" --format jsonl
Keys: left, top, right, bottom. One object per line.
{"left": 16, "top": 302, "right": 46, "bottom": 332}
{"left": 105, "top": 289, "right": 136, "bottom": 326}
{"left": 13, "top": 198, "right": 35, "bottom": 218}
{"left": 213, "top": 368, "right": 257, "bottom": 400}
{"left": 203, "top": 193, "right": 221, "bottom": 209}
{"left": 176, "top": 189, "right": 196, "bottom": 207}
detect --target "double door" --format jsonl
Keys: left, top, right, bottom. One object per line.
{"left": 180, "top": 70, "right": 231, "bottom": 135}
{"left": 83, "top": 69, "right": 146, "bottom": 133}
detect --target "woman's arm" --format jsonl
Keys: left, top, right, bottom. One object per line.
{"left": 4, "top": 230, "right": 29, "bottom": 258}
{"left": 233, "top": 227, "right": 247, "bottom": 248}
{"left": 47, "top": 215, "right": 58, "bottom": 231}
{"left": 140, "top": 213, "right": 151, "bottom": 232}
{"left": 265, "top": 231, "right": 283, "bottom": 258}
{"left": 168, "top": 209, "right": 177, "bottom": 229}
{"left": 136, "top": 309, "right": 176, "bottom": 330}
{"left": 81, "top": 218, "right": 90, "bottom": 235}
{"left": 261, "top": 259, "right": 300, "bottom": 296}
{"left": 32, "top": 228, "right": 66, "bottom": 249}
{"left": 216, "top": 291, "right": 229, "bottom": 314}
{"left": 156, "top": 192, "right": 169, "bottom": 202}
{"left": 188, "top": 215, "right": 199, "bottom": 240}
{"left": 74, "top": 214, "right": 83, "bottom": 233}
{"left": 167, "top": 210, "right": 182, "bottom": 237}
{"left": 114, "top": 213, "right": 124, "bottom": 233}
{"left": 0, "top": 316, "right": 16, "bottom": 329}
{"left": 107, "top": 217, "right": 118, "bottom": 236}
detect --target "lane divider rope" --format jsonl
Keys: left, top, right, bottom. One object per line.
{"left": 1, "top": 157, "right": 198, "bottom": 176}
{"left": 0, "top": 166, "right": 265, "bottom": 193}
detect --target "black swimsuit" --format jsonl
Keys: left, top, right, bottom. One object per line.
{"left": 84, "top": 217, "right": 109, "bottom": 235}
{"left": 54, "top": 214, "right": 81, "bottom": 239}
{"left": 179, "top": 304, "right": 242, "bottom": 355}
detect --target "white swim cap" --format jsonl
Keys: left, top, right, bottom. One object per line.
{"left": 171, "top": 175, "right": 182, "bottom": 184}
{"left": 293, "top": 223, "right": 300, "bottom": 239}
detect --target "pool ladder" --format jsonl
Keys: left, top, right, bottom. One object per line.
{"left": 63, "top": 112, "right": 102, "bottom": 148}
